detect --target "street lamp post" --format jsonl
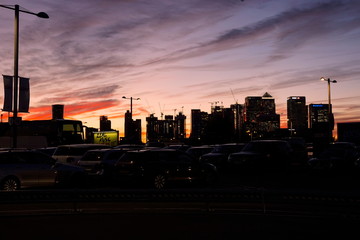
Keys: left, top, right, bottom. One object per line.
{"left": 122, "top": 96, "right": 140, "bottom": 117}
{"left": 0, "top": 5, "right": 49, "bottom": 148}
{"left": 321, "top": 77, "right": 337, "bottom": 141}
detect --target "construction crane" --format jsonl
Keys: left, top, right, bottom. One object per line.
{"left": 158, "top": 103, "right": 165, "bottom": 120}
{"left": 230, "top": 88, "right": 238, "bottom": 104}
{"left": 208, "top": 101, "right": 219, "bottom": 107}
{"left": 145, "top": 99, "right": 155, "bottom": 116}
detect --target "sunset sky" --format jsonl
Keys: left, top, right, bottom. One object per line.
{"left": 1, "top": 0, "right": 360, "bottom": 139}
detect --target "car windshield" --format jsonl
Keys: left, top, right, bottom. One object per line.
{"left": 211, "top": 145, "right": 243, "bottom": 154}
{"left": 105, "top": 150, "right": 127, "bottom": 161}
{"left": 320, "top": 148, "right": 346, "bottom": 158}
{"left": 81, "top": 151, "right": 105, "bottom": 161}
{"left": 14, "top": 151, "right": 56, "bottom": 165}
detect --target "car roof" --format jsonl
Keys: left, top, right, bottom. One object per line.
{"left": 56, "top": 144, "right": 111, "bottom": 148}
{"left": 250, "top": 140, "right": 287, "bottom": 142}
{"left": 84, "top": 148, "right": 128, "bottom": 154}
{"left": 0, "top": 149, "right": 43, "bottom": 154}
{"left": 188, "top": 145, "right": 215, "bottom": 149}
{"left": 126, "top": 148, "right": 181, "bottom": 153}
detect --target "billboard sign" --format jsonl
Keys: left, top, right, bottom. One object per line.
{"left": 93, "top": 131, "right": 119, "bottom": 146}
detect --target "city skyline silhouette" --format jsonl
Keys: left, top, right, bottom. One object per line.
{"left": 0, "top": 1, "right": 359, "bottom": 140}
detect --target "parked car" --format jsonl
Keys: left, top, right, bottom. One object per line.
{"left": 227, "top": 140, "right": 295, "bottom": 173}
{"left": 185, "top": 145, "right": 215, "bottom": 161}
{"left": 113, "top": 144, "right": 145, "bottom": 150}
{"left": 77, "top": 148, "right": 130, "bottom": 177}
{"left": 35, "top": 147, "right": 57, "bottom": 156}
{"left": 282, "top": 137, "right": 309, "bottom": 167}
{"left": 112, "top": 148, "right": 218, "bottom": 189}
{"left": 163, "top": 144, "right": 191, "bottom": 152}
{"left": 199, "top": 143, "right": 246, "bottom": 169}
{"left": 0, "top": 150, "right": 86, "bottom": 191}
{"left": 308, "top": 142, "right": 360, "bottom": 172}
{"left": 52, "top": 144, "right": 112, "bottom": 164}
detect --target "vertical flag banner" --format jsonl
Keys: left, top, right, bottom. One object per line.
{"left": 2, "top": 75, "right": 13, "bottom": 112}
{"left": 19, "top": 77, "right": 30, "bottom": 112}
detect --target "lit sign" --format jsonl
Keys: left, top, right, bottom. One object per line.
{"left": 312, "top": 104, "right": 324, "bottom": 107}
{"left": 93, "top": 131, "right": 119, "bottom": 146}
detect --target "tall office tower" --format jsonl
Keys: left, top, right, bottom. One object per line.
{"left": 287, "top": 96, "right": 308, "bottom": 135}
{"left": 190, "top": 109, "right": 209, "bottom": 141}
{"left": 124, "top": 110, "right": 133, "bottom": 140}
{"left": 100, "top": 115, "right": 111, "bottom": 131}
{"left": 309, "top": 103, "right": 333, "bottom": 152}
{"left": 309, "top": 104, "right": 331, "bottom": 128}
{"left": 244, "top": 96, "right": 263, "bottom": 123}
{"left": 244, "top": 93, "right": 276, "bottom": 121}
{"left": 146, "top": 114, "right": 159, "bottom": 142}
{"left": 244, "top": 92, "right": 279, "bottom": 138}
{"left": 230, "top": 103, "right": 244, "bottom": 138}
{"left": 163, "top": 115, "right": 175, "bottom": 140}
{"left": 133, "top": 119, "right": 142, "bottom": 143}
{"left": 211, "top": 107, "right": 236, "bottom": 143}
{"left": 124, "top": 110, "right": 142, "bottom": 143}
{"left": 174, "top": 112, "right": 186, "bottom": 140}
{"left": 261, "top": 92, "right": 276, "bottom": 114}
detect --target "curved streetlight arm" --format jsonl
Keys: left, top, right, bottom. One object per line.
{"left": 122, "top": 96, "right": 140, "bottom": 115}
{"left": 0, "top": 5, "right": 49, "bottom": 18}
{"left": 321, "top": 77, "right": 337, "bottom": 83}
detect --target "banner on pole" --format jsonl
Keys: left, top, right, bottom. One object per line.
{"left": 2, "top": 75, "right": 13, "bottom": 112}
{"left": 19, "top": 77, "right": 30, "bottom": 113}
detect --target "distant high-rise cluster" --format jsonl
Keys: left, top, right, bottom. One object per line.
{"left": 146, "top": 112, "right": 186, "bottom": 143}
{"left": 186, "top": 93, "right": 333, "bottom": 144}
{"left": 119, "top": 92, "right": 336, "bottom": 145}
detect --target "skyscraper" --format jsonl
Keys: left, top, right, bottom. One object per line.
{"left": 146, "top": 114, "right": 159, "bottom": 143}
{"left": 309, "top": 104, "right": 331, "bottom": 128}
{"left": 309, "top": 103, "right": 333, "bottom": 153}
{"left": 190, "top": 109, "right": 209, "bottom": 141}
{"left": 100, "top": 115, "right": 111, "bottom": 131}
{"left": 244, "top": 92, "right": 280, "bottom": 139}
{"left": 124, "top": 110, "right": 142, "bottom": 143}
{"left": 287, "top": 96, "right": 308, "bottom": 135}
{"left": 231, "top": 103, "right": 244, "bottom": 140}
{"left": 174, "top": 112, "right": 186, "bottom": 140}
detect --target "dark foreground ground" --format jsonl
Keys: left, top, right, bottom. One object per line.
{"left": 1, "top": 170, "right": 360, "bottom": 240}
{"left": 1, "top": 211, "right": 359, "bottom": 240}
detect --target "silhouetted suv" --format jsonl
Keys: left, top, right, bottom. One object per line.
{"left": 199, "top": 143, "right": 246, "bottom": 169}
{"left": 186, "top": 145, "right": 215, "bottom": 161}
{"left": 0, "top": 150, "right": 85, "bottom": 191}
{"left": 308, "top": 142, "right": 360, "bottom": 173}
{"left": 77, "top": 148, "right": 130, "bottom": 184}
{"left": 227, "top": 140, "right": 295, "bottom": 173}
{"left": 113, "top": 149, "right": 218, "bottom": 189}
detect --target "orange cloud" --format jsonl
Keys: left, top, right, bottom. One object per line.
{"left": 22, "top": 100, "right": 120, "bottom": 121}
